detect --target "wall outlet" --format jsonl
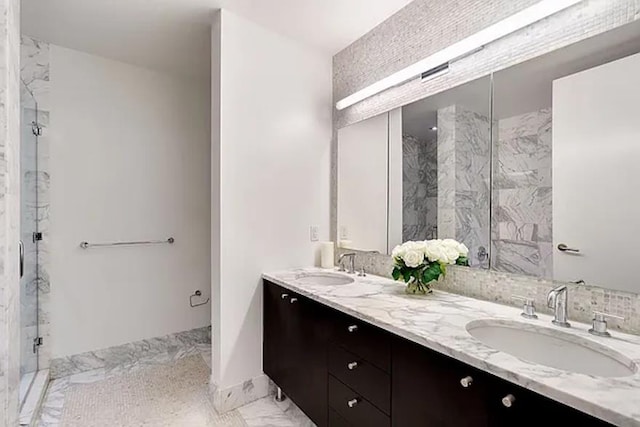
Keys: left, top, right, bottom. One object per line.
{"left": 340, "top": 226, "right": 349, "bottom": 239}
{"left": 310, "top": 225, "right": 320, "bottom": 242}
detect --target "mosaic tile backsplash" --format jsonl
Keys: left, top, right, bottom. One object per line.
{"left": 336, "top": 248, "right": 640, "bottom": 336}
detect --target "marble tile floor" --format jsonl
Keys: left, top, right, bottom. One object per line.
{"left": 36, "top": 342, "right": 310, "bottom": 427}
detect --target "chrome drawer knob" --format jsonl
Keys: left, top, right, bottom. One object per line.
{"left": 347, "top": 398, "right": 359, "bottom": 408}
{"left": 502, "top": 394, "right": 516, "bottom": 408}
{"left": 281, "top": 293, "right": 289, "bottom": 299}
{"left": 460, "top": 376, "right": 473, "bottom": 388}
{"left": 347, "top": 361, "right": 358, "bottom": 370}
{"left": 347, "top": 325, "right": 358, "bottom": 333}
{"left": 290, "top": 298, "right": 298, "bottom": 304}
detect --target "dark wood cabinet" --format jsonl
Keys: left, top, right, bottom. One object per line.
{"left": 263, "top": 281, "right": 330, "bottom": 426}
{"left": 263, "top": 280, "right": 615, "bottom": 427}
{"left": 392, "top": 338, "right": 489, "bottom": 427}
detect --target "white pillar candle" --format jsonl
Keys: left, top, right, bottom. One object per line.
{"left": 320, "top": 242, "right": 335, "bottom": 269}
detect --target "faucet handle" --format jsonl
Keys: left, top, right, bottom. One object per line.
{"left": 512, "top": 295, "right": 538, "bottom": 319}
{"left": 357, "top": 266, "right": 366, "bottom": 277}
{"left": 589, "top": 311, "right": 624, "bottom": 337}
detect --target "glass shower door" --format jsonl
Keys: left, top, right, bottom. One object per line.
{"left": 19, "top": 83, "right": 40, "bottom": 407}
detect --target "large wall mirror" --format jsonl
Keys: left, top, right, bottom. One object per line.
{"left": 337, "top": 19, "right": 640, "bottom": 292}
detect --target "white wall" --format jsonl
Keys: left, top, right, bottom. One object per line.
{"left": 212, "top": 10, "right": 332, "bottom": 389}
{"left": 337, "top": 112, "right": 388, "bottom": 253}
{"left": 50, "top": 45, "right": 211, "bottom": 357}
{"left": 553, "top": 51, "right": 640, "bottom": 293}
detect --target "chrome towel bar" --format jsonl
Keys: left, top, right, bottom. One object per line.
{"left": 80, "top": 237, "right": 175, "bottom": 249}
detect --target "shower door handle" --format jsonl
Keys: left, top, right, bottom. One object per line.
{"left": 19, "top": 240, "right": 24, "bottom": 278}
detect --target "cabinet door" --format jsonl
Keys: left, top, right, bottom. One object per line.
{"left": 287, "top": 295, "right": 330, "bottom": 427}
{"left": 263, "top": 281, "right": 330, "bottom": 427}
{"left": 392, "top": 338, "right": 489, "bottom": 427}
{"left": 487, "top": 380, "right": 614, "bottom": 427}
{"left": 263, "top": 281, "right": 293, "bottom": 392}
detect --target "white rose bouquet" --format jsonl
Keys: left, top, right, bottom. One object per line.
{"left": 391, "top": 239, "right": 469, "bottom": 294}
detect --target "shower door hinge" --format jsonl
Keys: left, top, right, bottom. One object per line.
{"left": 33, "top": 337, "right": 43, "bottom": 353}
{"left": 33, "top": 232, "right": 42, "bottom": 242}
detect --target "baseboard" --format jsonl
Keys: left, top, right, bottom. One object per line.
{"left": 50, "top": 326, "right": 211, "bottom": 379}
{"left": 211, "top": 373, "right": 273, "bottom": 413}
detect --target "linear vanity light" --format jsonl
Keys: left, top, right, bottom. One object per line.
{"left": 335, "top": 0, "right": 584, "bottom": 111}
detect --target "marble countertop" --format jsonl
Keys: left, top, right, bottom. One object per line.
{"left": 263, "top": 267, "right": 640, "bottom": 427}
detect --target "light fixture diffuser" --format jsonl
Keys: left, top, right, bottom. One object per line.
{"left": 335, "top": 0, "right": 584, "bottom": 110}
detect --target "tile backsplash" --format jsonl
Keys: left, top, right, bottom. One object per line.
{"left": 337, "top": 248, "right": 640, "bottom": 335}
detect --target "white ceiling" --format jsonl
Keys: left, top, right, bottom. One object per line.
{"left": 21, "top": 0, "right": 413, "bottom": 79}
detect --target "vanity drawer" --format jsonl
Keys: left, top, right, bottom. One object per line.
{"left": 332, "top": 316, "right": 391, "bottom": 372}
{"left": 328, "top": 345, "right": 390, "bottom": 414}
{"left": 328, "top": 375, "right": 390, "bottom": 427}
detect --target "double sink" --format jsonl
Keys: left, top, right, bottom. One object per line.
{"left": 295, "top": 272, "right": 638, "bottom": 379}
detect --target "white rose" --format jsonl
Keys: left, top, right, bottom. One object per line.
{"left": 441, "top": 245, "right": 460, "bottom": 265}
{"left": 392, "top": 244, "right": 407, "bottom": 261}
{"left": 457, "top": 242, "right": 469, "bottom": 258}
{"left": 402, "top": 250, "right": 424, "bottom": 268}
{"left": 423, "top": 240, "right": 444, "bottom": 263}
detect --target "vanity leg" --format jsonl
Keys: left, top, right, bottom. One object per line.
{"left": 275, "top": 387, "right": 286, "bottom": 402}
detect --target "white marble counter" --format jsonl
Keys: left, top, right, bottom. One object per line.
{"left": 263, "top": 267, "right": 640, "bottom": 427}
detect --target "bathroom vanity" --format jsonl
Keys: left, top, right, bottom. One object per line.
{"left": 263, "top": 269, "right": 640, "bottom": 427}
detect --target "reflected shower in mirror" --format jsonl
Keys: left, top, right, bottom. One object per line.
{"left": 395, "top": 76, "right": 492, "bottom": 268}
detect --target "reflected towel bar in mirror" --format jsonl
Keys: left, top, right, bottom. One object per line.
{"left": 79, "top": 237, "right": 175, "bottom": 249}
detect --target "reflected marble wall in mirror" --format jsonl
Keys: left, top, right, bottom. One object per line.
{"left": 337, "top": 76, "right": 492, "bottom": 269}
{"left": 491, "top": 20, "right": 640, "bottom": 293}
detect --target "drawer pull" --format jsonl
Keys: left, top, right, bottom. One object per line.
{"left": 347, "top": 361, "right": 358, "bottom": 370}
{"left": 502, "top": 394, "right": 516, "bottom": 408}
{"left": 347, "top": 325, "right": 358, "bottom": 333}
{"left": 290, "top": 298, "right": 298, "bottom": 304}
{"left": 281, "top": 293, "right": 289, "bottom": 299}
{"left": 460, "top": 376, "right": 473, "bottom": 388}
{"left": 347, "top": 398, "right": 359, "bottom": 408}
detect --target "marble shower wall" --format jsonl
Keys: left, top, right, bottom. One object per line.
{"left": 20, "top": 35, "right": 51, "bottom": 373}
{"left": 437, "top": 105, "right": 491, "bottom": 268}
{"left": 402, "top": 134, "right": 437, "bottom": 241}
{"left": 492, "top": 109, "right": 552, "bottom": 278}
{"left": 0, "top": 0, "right": 23, "bottom": 424}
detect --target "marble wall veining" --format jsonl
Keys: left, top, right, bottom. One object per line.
{"left": 437, "top": 105, "right": 490, "bottom": 268}
{"left": 0, "top": 0, "right": 22, "bottom": 424}
{"left": 402, "top": 133, "right": 437, "bottom": 241}
{"left": 493, "top": 109, "right": 553, "bottom": 278}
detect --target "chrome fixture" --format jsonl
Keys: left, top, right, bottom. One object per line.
{"left": 589, "top": 311, "right": 625, "bottom": 337}
{"left": 547, "top": 285, "right": 571, "bottom": 328}
{"left": 460, "top": 376, "right": 473, "bottom": 388}
{"left": 338, "top": 252, "right": 356, "bottom": 274}
{"left": 347, "top": 398, "right": 359, "bottom": 408}
{"left": 80, "top": 237, "right": 175, "bottom": 249}
{"left": 347, "top": 361, "right": 358, "bottom": 370}
{"left": 357, "top": 266, "right": 366, "bottom": 277}
{"left": 512, "top": 295, "right": 537, "bottom": 319}
{"left": 502, "top": 394, "right": 516, "bottom": 408}
{"left": 189, "top": 290, "right": 209, "bottom": 308}
{"left": 557, "top": 243, "right": 580, "bottom": 253}
{"left": 477, "top": 246, "right": 488, "bottom": 262}
{"left": 347, "top": 324, "right": 358, "bottom": 333}
{"left": 275, "top": 387, "right": 286, "bottom": 402}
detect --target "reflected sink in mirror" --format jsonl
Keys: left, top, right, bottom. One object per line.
{"left": 294, "top": 272, "right": 355, "bottom": 286}
{"left": 466, "top": 319, "right": 637, "bottom": 378}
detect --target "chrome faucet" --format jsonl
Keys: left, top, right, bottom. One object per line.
{"left": 338, "top": 252, "right": 356, "bottom": 274}
{"left": 547, "top": 285, "right": 571, "bottom": 328}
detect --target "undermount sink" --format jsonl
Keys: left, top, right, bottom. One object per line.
{"left": 294, "top": 272, "right": 355, "bottom": 286}
{"left": 466, "top": 319, "right": 637, "bottom": 378}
